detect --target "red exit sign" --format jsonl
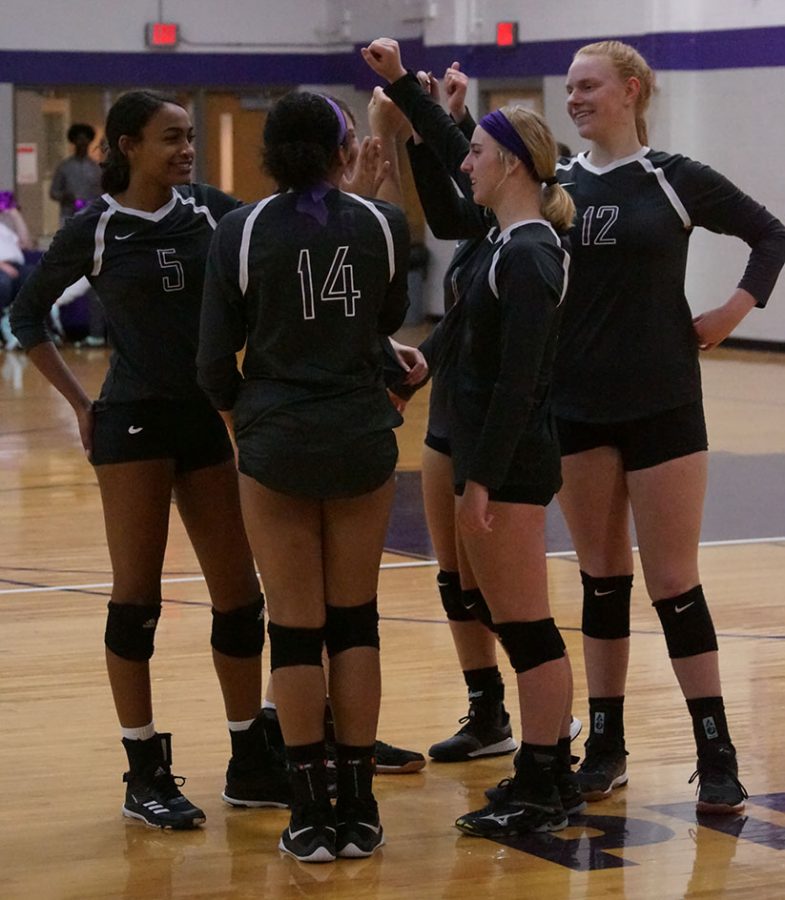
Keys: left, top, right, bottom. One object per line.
{"left": 496, "top": 22, "right": 519, "bottom": 47}
{"left": 145, "top": 22, "right": 179, "bottom": 49}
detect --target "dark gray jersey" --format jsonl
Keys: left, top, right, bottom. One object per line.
{"left": 11, "top": 184, "right": 241, "bottom": 401}
{"left": 449, "top": 220, "right": 569, "bottom": 490}
{"left": 555, "top": 149, "right": 785, "bottom": 422}
{"left": 197, "top": 188, "right": 410, "bottom": 497}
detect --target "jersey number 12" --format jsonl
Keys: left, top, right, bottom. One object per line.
{"left": 581, "top": 205, "right": 619, "bottom": 246}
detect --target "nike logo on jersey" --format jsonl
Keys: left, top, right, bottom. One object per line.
{"left": 594, "top": 589, "right": 615, "bottom": 597}
{"left": 115, "top": 232, "right": 136, "bottom": 240}
{"left": 675, "top": 601, "right": 695, "bottom": 613}
{"left": 128, "top": 425, "right": 144, "bottom": 435}
{"left": 560, "top": 182, "right": 576, "bottom": 187}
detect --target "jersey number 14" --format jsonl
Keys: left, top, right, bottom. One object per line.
{"left": 298, "top": 246, "right": 360, "bottom": 320}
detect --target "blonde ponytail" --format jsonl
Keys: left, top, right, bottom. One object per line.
{"left": 500, "top": 105, "right": 576, "bottom": 233}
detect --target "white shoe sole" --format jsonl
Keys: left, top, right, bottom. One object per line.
{"left": 581, "top": 772, "right": 628, "bottom": 802}
{"left": 278, "top": 839, "right": 336, "bottom": 863}
{"left": 221, "top": 791, "right": 288, "bottom": 808}
{"left": 122, "top": 805, "right": 206, "bottom": 829}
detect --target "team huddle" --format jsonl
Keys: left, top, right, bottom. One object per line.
{"left": 9, "top": 36, "right": 785, "bottom": 865}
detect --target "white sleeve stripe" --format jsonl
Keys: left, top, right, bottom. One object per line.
{"left": 91, "top": 208, "right": 114, "bottom": 277}
{"left": 540, "top": 221, "right": 571, "bottom": 307}
{"left": 239, "top": 196, "right": 277, "bottom": 295}
{"left": 558, "top": 246, "right": 571, "bottom": 307}
{"left": 639, "top": 158, "right": 691, "bottom": 229}
{"left": 488, "top": 246, "right": 503, "bottom": 297}
{"left": 489, "top": 224, "right": 570, "bottom": 306}
{"left": 177, "top": 193, "right": 218, "bottom": 230}
{"left": 344, "top": 193, "right": 396, "bottom": 281}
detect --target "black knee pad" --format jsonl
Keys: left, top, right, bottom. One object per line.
{"left": 495, "top": 618, "right": 566, "bottom": 673}
{"left": 581, "top": 571, "right": 633, "bottom": 639}
{"left": 461, "top": 587, "right": 495, "bottom": 630}
{"left": 105, "top": 601, "right": 161, "bottom": 661}
{"left": 654, "top": 585, "right": 718, "bottom": 659}
{"left": 438, "top": 570, "right": 473, "bottom": 622}
{"left": 268, "top": 621, "right": 324, "bottom": 671}
{"left": 325, "top": 598, "right": 380, "bottom": 658}
{"left": 211, "top": 594, "right": 265, "bottom": 658}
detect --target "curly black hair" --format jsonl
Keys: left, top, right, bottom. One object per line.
{"left": 263, "top": 91, "right": 343, "bottom": 191}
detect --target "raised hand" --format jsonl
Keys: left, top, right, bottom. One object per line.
{"left": 341, "top": 135, "right": 389, "bottom": 197}
{"left": 361, "top": 38, "right": 407, "bottom": 84}
{"left": 443, "top": 61, "right": 469, "bottom": 122}
{"left": 368, "top": 85, "right": 409, "bottom": 139}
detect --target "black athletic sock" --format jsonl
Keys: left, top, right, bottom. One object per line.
{"left": 586, "top": 697, "right": 626, "bottom": 750}
{"left": 463, "top": 666, "right": 504, "bottom": 705}
{"left": 515, "top": 742, "right": 559, "bottom": 798}
{"left": 557, "top": 736, "right": 573, "bottom": 770}
{"left": 285, "top": 741, "right": 330, "bottom": 805}
{"left": 335, "top": 743, "right": 376, "bottom": 802}
{"left": 686, "top": 696, "right": 733, "bottom": 758}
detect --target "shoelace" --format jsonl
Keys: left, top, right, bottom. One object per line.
{"left": 456, "top": 703, "right": 494, "bottom": 731}
{"left": 488, "top": 777, "right": 515, "bottom": 803}
{"left": 153, "top": 770, "right": 188, "bottom": 800}
{"left": 687, "top": 764, "right": 749, "bottom": 799}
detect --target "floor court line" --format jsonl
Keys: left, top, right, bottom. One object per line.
{"left": 4, "top": 577, "right": 784, "bottom": 642}
{"left": 1, "top": 533, "right": 783, "bottom": 598}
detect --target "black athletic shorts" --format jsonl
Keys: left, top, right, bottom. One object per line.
{"left": 453, "top": 479, "right": 556, "bottom": 507}
{"left": 556, "top": 400, "right": 708, "bottom": 471}
{"left": 237, "top": 432, "right": 398, "bottom": 500}
{"left": 91, "top": 396, "right": 234, "bottom": 472}
{"left": 424, "top": 430, "right": 451, "bottom": 457}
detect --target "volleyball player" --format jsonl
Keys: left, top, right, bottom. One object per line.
{"left": 197, "top": 91, "right": 411, "bottom": 861}
{"left": 254, "top": 91, "right": 428, "bottom": 779}
{"left": 10, "top": 90, "right": 287, "bottom": 829}
{"left": 371, "top": 68, "right": 520, "bottom": 763}
{"left": 363, "top": 38, "right": 579, "bottom": 837}
{"left": 366, "top": 48, "right": 584, "bottom": 779}
{"left": 555, "top": 41, "right": 785, "bottom": 812}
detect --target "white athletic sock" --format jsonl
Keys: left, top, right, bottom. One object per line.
{"left": 262, "top": 699, "right": 277, "bottom": 711}
{"left": 121, "top": 722, "right": 156, "bottom": 741}
{"left": 228, "top": 718, "right": 255, "bottom": 732}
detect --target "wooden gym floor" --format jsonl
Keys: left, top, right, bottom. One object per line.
{"left": 1, "top": 336, "right": 784, "bottom": 899}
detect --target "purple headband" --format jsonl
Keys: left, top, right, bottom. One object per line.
{"left": 321, "top": 95, "right": 348, "bottom": 147}
{"left": 479, "top": 109, "right": 536, "bottom": 179}
{"left": 295, "top": 96, "right": 349, "bottom": 226}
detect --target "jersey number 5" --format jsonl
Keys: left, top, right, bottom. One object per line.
{"left": 157, "top": 248, "right": 185, "bottom": 292}
{"left": 298, "top": 246, "right": 360, "bottom": 320}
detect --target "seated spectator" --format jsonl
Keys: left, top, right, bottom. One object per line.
{"left": 0, "top": 196, "right": 35, "bottom": 350}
